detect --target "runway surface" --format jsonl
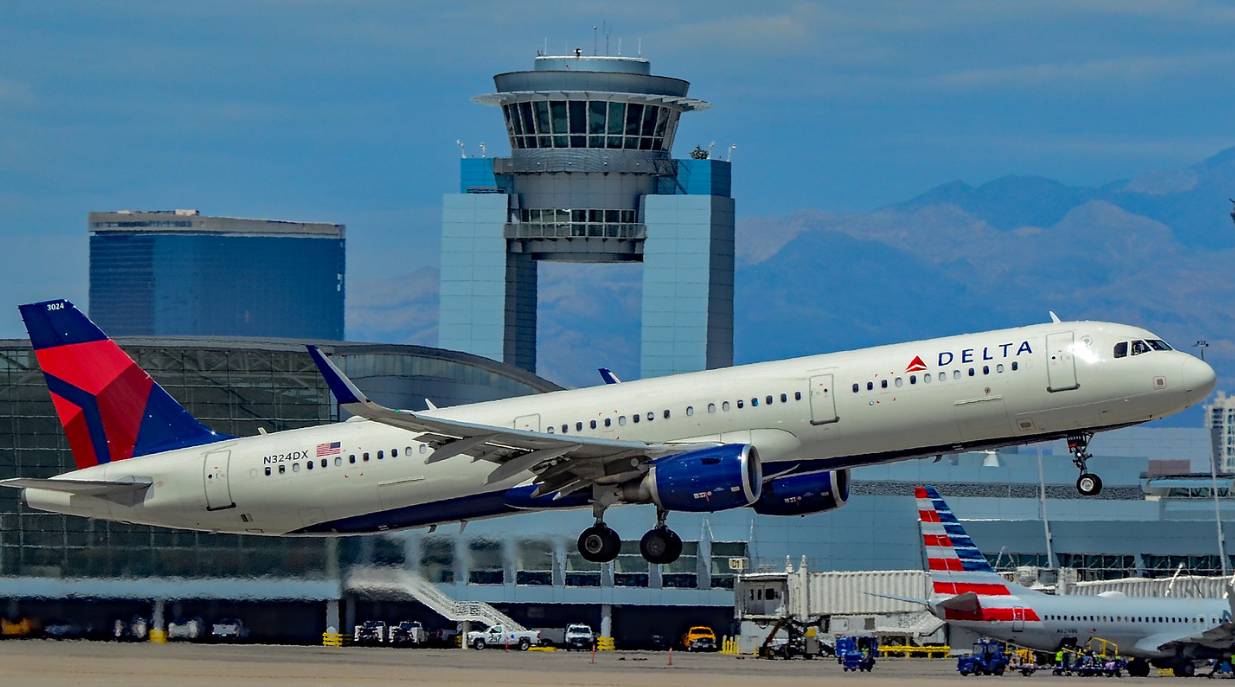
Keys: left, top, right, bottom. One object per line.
{"left": 0, "top": 640, "right": 1200, "bottom": 686}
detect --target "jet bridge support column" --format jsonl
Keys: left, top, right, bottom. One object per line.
{"left": 149, "top": 599, "right": 166, "bottom": 644}
{"left": 324, "top": 599, "right": 341, "bottom": 647}
{"left": 599, "top": 604, "right": 613, "bottom": 650}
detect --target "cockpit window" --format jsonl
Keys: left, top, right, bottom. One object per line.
{"left": 1113, "top": 342, "right": 1127, "bottom": 358}
{"left": 1131, "top": 340, "right": 1150, "bottom": 356}
{"left": 1148, "top": 339, "right": 1171, "bottom": 351}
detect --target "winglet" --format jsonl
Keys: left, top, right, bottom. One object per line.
{"left": 306, "top": 345, "right": 366, "bottom": 406}
{"left": 598, "top": 368, "right": 621, "bottom": 385}
{"left": 1048, "top": 310, "right": 1061, "bottom": 323}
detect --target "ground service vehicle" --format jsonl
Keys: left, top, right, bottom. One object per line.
{"left": 682, "top": 626, "right": 717, "bottom": 651}
{"left": 957, "top": 640, "right": 1009, "bottom": 676}
{"left": 210, "top": 618, "right": 248, "bottom": 642}
{"left": 564, "top": 624, "right": 596, "bottom": 651}
{"left": 467, "top": 624, "right": 539, "bottom": 650}
{"left": 389, "top": 620, "right": 425, "bottom": 646}
{"left": 167, "top": 618, "right": 204, "bottom": 641}
{"left": 354, "top": 620, "right": 387, "bottom": 645}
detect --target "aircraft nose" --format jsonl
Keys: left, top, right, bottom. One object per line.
{"left": 1180, "top": 354, "right": 1217, "bottom": 399}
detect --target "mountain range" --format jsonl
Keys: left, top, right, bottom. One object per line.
{"left": 348, "top": 147, "right": 1235, "bottom": 424}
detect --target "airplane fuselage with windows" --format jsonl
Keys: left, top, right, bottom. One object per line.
{"left": 8, "top": 301, "right": 1216, "bottom": 566}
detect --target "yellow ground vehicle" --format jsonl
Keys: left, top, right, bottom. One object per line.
{"left": 682, "top": 626, "right": 717, "bottom": 652}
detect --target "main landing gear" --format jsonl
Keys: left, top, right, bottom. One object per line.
{"left": 1068, "top": 432, "right": 1103, "bottom": 497}
{"left": 576, "top": 505, "right": 684, "bottom": 565}
{"left": 639, "top": 510, "right": 683, "bottom": 565}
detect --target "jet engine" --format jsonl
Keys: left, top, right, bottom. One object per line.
{"left": 751, "top": 469, "right": 849, "bottom": 516}
{"left": 621, "top": 444, "right": 762, "bottom": 512}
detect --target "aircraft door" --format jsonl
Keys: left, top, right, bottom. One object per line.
{"left": 1046, "top": 331, "right": 1079, "bottom": 392}
{"left": 808, "top": 374, "right": 838, "bottom": 425}
{"left": 513, "top": 414, "right": 541, "bottom": 432}
{"left": 1011, "top": 607, "right": 1025, "bottom": 632}
{"left": 203, "top": 449, "right": 235, "bottom": 511}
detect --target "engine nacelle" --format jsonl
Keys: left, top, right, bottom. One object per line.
{"left": 752, "top": 469, "right": 850, "bottom": 516}
{"left": 622, "top": 444, "right": 762, "bottom": 512}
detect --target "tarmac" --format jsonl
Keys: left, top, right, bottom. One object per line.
{"left": 0, "top": 641, "right": 1203, "bottom": 686}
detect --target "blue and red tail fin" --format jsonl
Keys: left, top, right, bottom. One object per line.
{"left": 19, "top": 299, "right": 228, "bottom": 469}
{"left": 915, "top": 485, "right": 1028, "bottom": 597}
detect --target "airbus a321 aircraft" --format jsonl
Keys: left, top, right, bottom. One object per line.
{"left": 914, "top": 485, "right": 1235, "bottom": 676}
{"left": 2, "top": 300, "right": 1215, "bottom": 566}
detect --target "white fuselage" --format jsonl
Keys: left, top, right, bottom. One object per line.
{"left": 941, "top": 591, "right": 1231, "bottom": 660}
{"left": 26, "top": 321, "right": 1215, "bottom": 535}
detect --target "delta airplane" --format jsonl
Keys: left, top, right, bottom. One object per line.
{"left": 1, "top": 300, "right": 1215, "bottom": 566}
{"left": 913, "top": 485, "right": 1235, "bottom": 677}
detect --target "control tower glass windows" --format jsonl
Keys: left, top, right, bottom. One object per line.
{"left": 534, "top": 101, "right": 551, "bottom": 147}
{"left": 504, "top": 99, "right": 679, "bottom": 151}
{"left": 606, "top": 102, "right": 625, "bottom": 148}
{"left": 569, "top": 100, "right": 586, "bottom": 147}
{"left": 588, "top": 101, "right": 607, "bottom": 147}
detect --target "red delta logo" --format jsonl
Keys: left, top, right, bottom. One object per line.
{"left": 905, "top": 355, "right": 928, "bottom": 373}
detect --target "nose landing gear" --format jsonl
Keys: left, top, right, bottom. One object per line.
{"left": 639, "top": 510, "right": 683, "bottom": 565}
{"left": 1069, "top": 432, "right": 1102, "bottom": 497}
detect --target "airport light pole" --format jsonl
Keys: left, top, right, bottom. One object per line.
{"left": 1037, "top": 447, "right": 1055, "bottom": 569}
{"left": 1210, "top": 425, "right": 1230, "bottom": 575}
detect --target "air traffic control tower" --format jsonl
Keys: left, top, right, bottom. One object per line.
{"left": 439, "top": 53, "right": 733, "bottom": 378}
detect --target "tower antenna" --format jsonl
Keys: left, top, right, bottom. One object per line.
{"left": 593, "top": 25, "right": 598, "bottom": 55}
{"left": 617, "top": 37, "right": 622, "bottom": 56}
{"left": 637, "top": 37, "right": 642, "bottom": 57}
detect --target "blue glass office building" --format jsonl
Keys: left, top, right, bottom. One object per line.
{"left": 89, "top": 210, "right": 345, "bottom": 339}
{"left": 439, "top": 54, "right": 734, "bottom": 378}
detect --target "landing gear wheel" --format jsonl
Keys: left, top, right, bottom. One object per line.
{"left": 1127, "top": 658, "right": 1150, "bottom": 677}
{"left": 1076, "top": 473, "right": 1103, "bottom": 497}
{"left": 639, "top": 527, "right": 683, "bottom": 565}
{"left": 578, "top": 524, "right": 621, "bottom": 563}
{"left": 1174, "top": 661, "right": 1195, "bottom": 677}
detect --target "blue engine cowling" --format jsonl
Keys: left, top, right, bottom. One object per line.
{"left": 627, "top": 444, "right": 762, "bottom": 512}
{"left": 752, "top": 469, "right": 849, "bottom": 516}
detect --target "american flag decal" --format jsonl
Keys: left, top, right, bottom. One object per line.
{"left": 316, "top": 441, "right": 341, "bottom": 457}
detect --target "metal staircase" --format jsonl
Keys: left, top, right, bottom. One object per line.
{"left": 345, "top": 566, "right": 525, "bottom": 630}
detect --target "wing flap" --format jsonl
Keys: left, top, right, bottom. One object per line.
{"left": 0, "top": 477, "right": 151, "bottom": 496}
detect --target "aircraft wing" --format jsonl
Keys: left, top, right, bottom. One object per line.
{"left": 1135, "top": 626, "right": 1235, "bottom": 655}
{"left": 0, "top": 477, "right": 151, "bottom": 496}
{"left": 307, "top": 346, "right": 716, "bottom": 498}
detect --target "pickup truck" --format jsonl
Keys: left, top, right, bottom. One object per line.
{"left": 466, "top": 624, "right": 540, "bottom": 651}
{"left": 389, "top": 620, "right": 426, "bottom": 646}
{"left": 564, "top": 624, "right": 596, "bottom": 651}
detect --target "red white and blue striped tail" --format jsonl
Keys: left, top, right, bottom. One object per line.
{"left": 916, "top": 485, "right": 1023, "bottom": 597}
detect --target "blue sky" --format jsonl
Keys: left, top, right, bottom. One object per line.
{"left": 1, "top": 1, "right": 1233, "bottom": 338}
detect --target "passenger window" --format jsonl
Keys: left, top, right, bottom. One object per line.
{"left": 619, "top": 416, "right": 627, "bottom": 426}
{"left": 852, "top": 383, "right": 860, "bottom": 393}
{"left": 794, "top": 392, "right": 802, "bottom": 401}
{"left": 633, "top": 414, "right": 640, "bottom": 423}
{"left": 895, "top": 377, "right": 903, "bottom": 388}
{"left": 377, "top": 450, "right": 384, "bottom": 460}
{"left": 737, "top": 400, "right": 745, "bottom": 409}
{"left": 264, "top": 467, "right": 271, "bottom": 476}
{"left": 1132, "top": 340, "right": 1150, "bottom": 355}
{"left": 406, "top": 446, "right": 413, "bottom": 455}
{"left": 909, "top": 375, "right": 916, "bottom": 385}
{"left": 766, "top": 395, "right": 773, "bottom": 405}
{"left": 293, "top": 462, "right": 301, "bottom": 472}
{"left": 723, "top": 401, "right": 731, "bottom": 411}
{"left": 686, "top": 406, "right": 694, "bottom": 417}
{"left": 968, "top": 368, "right": 975, "bottom": 377}
{"left": 996, "top": 364, "right": 1004, "bottom": 373}
{"left": 547, "top": 426, "right": 555, "bottom": 433}
{"left": 576, "top": 422, "right": 583, "bottom": 431}
{"left": 1114, "top": 341, "right": 1128, "bottom": 358}
{"left": 780, "top": 393, "right": 788, "bottom": 403}
{"left": 279, "top": 465, "right": 286, "bottom": 474}
{"left": 363, "top": 452, "right": 370, "bottom": 462}
{"left": 646, "top": 411, "right": 654, "bottom": 422}
{"left": 419, "top": 445, "right": 428, "bottom": 454}
{"left": 349, "top": 455, "right": 356, "bottom": 464}
{"left": 307, "top": 461, "right": 314, "bottom": 470}
{"left": 866, "top": 382, "right": 873, "bottom": 391}
{"left": 590, "top": 420, "right": 597, "bottom": 429}
{"left": 561, "top": 424, "right": 568, "bottom": 433}
{"left": 938, "top": 372, "right": 945, "bottom": 382}
{"left": 334, "top": 457, "right": 342, "bottom": 467}
{"left": 1011, "top": 362, "right": 1019, "bottom": 371}
{"left": 391, "top": 449, "right": 398, "bottom": 458}
{"left": 881, "top": 380, "right": 888, "bottom": 389}
{"left": 982, "top": 365, "right": 989, "bottom": 375}
{"left": 708, "top": 403, "right": 716, "bottom": 414}
{"left": 751, "top": 398, "right": 759, "bottom": 407}
{"left": 923, "top": 374, "right": 931, "bottom": 384}
{"left": 604, "top": 418, "right": 612, "bottom": 427}
{"left": 953, "top": 370, "right": 961, "bottom": 380}
{"left": 321, "top": 458, "right": 327, "bottom": 468}
{"left": 664, "top": 409, "right": 671, "bottom": 419}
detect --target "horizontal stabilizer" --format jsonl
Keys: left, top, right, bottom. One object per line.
{"left": 0, "top": 477, "right": 151, "bottom": 496}
{"left": 936, "top": 591, "right": 981, "bottom": 614}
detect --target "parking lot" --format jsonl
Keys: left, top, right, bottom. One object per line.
{"left": 0, "top": 640, "right": 1208, "bottom": 687}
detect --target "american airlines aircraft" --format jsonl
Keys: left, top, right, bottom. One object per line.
{"left": 913, "top": 485, "right": 1235, "bottom": 677}
{"left": 1, "top": 300, "right": 1215, "bottom": 566}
